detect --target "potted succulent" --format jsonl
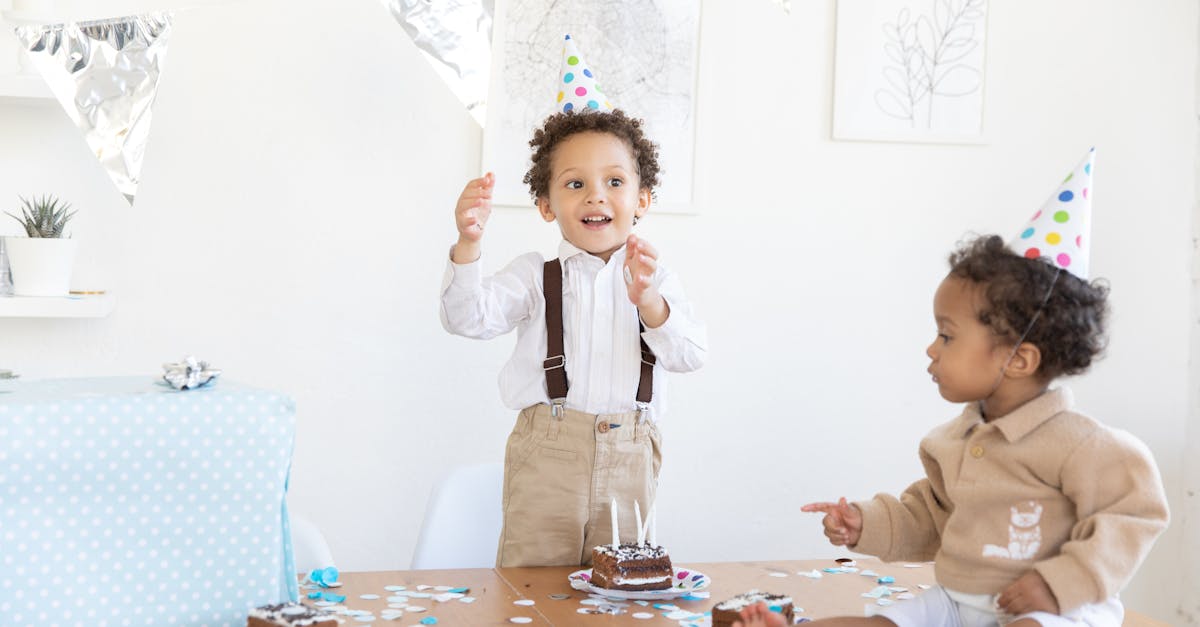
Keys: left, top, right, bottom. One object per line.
{"left": 3, "top": 195, "right": 78, "bottom": 297}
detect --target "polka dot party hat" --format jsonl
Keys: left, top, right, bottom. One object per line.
{"left": 1010, "top": 148, "right": 1095, "bottom": 280}
{"left": 556, "top": 34, "right": 612, "bottom": 114}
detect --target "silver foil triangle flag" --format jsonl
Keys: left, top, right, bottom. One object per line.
{"left": 383, "top": 0, "right": 492, "bottom": 125}
{"left": 14, "top": 12, "right": 173, "bottom": 205}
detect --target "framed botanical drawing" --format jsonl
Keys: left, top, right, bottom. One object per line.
{"left": 833, "top": 0, "right": 988, "bottom": 143}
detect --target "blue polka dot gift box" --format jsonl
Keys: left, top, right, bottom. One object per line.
{"left": 1010, "top": 148, "right": 1095, "bottom": 280}
{"left": 0, "top": 376, "right": 299, "bottom": 626}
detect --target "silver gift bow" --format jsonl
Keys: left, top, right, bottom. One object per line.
{"left": 162, "top": 356, "right": 220, "bottom": 390}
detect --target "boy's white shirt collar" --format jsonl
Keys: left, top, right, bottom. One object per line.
{"left": 557, "top": 239, "right": 626, "bottom": 265}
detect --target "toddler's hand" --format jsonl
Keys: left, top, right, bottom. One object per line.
{"left": 801, "top": 497, "right": 863, "bottom": 547}
{"left": 997, "top": 570, "right": 1059, "bottom": 617}
{"left": 732, "top": 602, "right": 788, "bottom": 627}
{"left": 455, "top": 172, "right": 493, "bottom": 243}
{"left": 623, "top": 234, "right": 660, "bottom": 308}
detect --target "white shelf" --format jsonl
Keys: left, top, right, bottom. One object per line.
{"left": 0, "top": 73, "right": 53, "bottom": 102}
{"left": 0, "top": 293, "right": 114, "bottom": 318}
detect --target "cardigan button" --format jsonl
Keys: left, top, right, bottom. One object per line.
{"left": 597, "top": 422, "right": 610, "bottom": 434}
{"left": 970, "top": 445, "right": 984, "bottom": 458}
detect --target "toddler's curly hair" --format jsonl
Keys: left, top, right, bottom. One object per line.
{"left": 523, "top": 109, "right": 660, "bottom": 201}
{"left": 948, "top": 235, "right": 1110, "bottom": 380}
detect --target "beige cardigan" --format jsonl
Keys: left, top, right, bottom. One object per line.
{"left": 853, "top": 387, "right": 1169, "bottom": 613}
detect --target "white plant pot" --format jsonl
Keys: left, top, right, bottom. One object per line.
{"left": 3, "top": 236, "right": 77, "bottom": 297}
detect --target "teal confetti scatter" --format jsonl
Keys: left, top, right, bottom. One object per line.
{"left": 309, "top": 566, "right": 339, "bottom": 587}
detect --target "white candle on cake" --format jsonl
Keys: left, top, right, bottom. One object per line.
{"left": 634, "top": 500, "right": 644, "bottom": 546}
{"left": 611, "top": 498, "right": 619, "bottom": 549}
{"left": 638, "top": 500, "right": 653, "bottom": 547}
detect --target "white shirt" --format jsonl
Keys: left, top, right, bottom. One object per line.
{"left": 440, "top": 240, "right": 707, "bottom": 419}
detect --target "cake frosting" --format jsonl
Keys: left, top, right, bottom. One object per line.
{"left": 247, "top": 602, "right": 337, "bottom": 626}
{"left": 712, "top": 590, "right": 795, "bottom": 627}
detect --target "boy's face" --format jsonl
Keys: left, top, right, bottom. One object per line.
{"left": 537, "top": 130, "right": 650, "bottom": 262}
{"left": 926, "top": 276, "right": 1014, "bottom": 403}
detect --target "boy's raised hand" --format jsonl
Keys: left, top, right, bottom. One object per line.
{"left": 801, "top": 497, "right": 863, "bottom": 547}
{"left": 997, "top": 570, "right": 1059, "bottom": 617}
{"left": 623, "top": 234, "right": 669, "bottom": 327}
{"left": 453, "top": 173, "right": 493, "bottom": 262}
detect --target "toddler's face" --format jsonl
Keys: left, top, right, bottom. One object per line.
{"left": 925, "top": 276, "right": 1013, "bottom": 404}
{"left": 537, "top": 130, "right": 650, "bottom": 262}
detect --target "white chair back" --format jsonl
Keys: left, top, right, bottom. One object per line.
{"left": 410, "top": 462, "right": 504, "bottom": 569}
{"left": 290, "top": 514, "right": 335, "bottom": 574}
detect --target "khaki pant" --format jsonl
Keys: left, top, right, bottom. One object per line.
{"left": 496, "top": 404, "right": 662, "bottom": 568}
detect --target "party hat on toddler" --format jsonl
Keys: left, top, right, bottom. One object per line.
{"left": 556, "top": 34, "right": 613, "bottom": 114}
{"left": 1009, "top": 148, "right": 1095, "bottom": 280}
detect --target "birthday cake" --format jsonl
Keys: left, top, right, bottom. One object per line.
{"left": 711, "top": 590, "right": 795, "bottom": 627}
{"left": 247, "top": 602, "right": 337, "bottom": 627}
{"left": 590, "top": 543, "right": 673, "bottom": 591}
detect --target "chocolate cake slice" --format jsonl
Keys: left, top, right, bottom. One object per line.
{"left": 590, "top": 543, "right": 673, "bottom": 591}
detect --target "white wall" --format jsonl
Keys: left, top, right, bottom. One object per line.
{"left": 1185, "top": 28, "right": 1200, "bottom": 622}
{"left": 0, "top": 0, "right": 1194, "bottom": 622}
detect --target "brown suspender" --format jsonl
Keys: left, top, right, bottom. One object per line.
{"left": 543, "top": 258, "right": 655, "bottom": 413}
{"left": 542, "top": 259, "right": 570, "bottom": 403}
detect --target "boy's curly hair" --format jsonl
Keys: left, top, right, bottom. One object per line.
{"left": 523, "top": 109, "right": 660, "bottom": 201}
{"left": 948, "top": 235, "right": 1110, "bottom": 380}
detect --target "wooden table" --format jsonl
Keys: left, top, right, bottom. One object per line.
{"left": 323, "top": 559, "right": 1168, "bottom": 625}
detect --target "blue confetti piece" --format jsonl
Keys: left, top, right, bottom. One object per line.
{"left": 877, "top": 576, "right": 895, "bottom": 584}
{"left": 769, "top": 605, "right": 783, "bottom": 613}
{"left": 448, "top": 587, "right": 468, "bottom": 593}
{"left": 306, "top": 591, "right": 321, "bottom": 599}
{"left": 309, "top": 566, "right": 339, "bottom": 588}
{"left": 322, "top": 592, "right": 346, "bottom": 603}
{"left": 420, "top": 618, "right": 438, "bottom": 625}
{"left": 679, "top": 595, "right": 704, "bottom": 601}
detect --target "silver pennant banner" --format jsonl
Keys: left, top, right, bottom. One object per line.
{"left": 15, "top": 12, "right": 173, "bottom": 205}
{"left": 383, "top": 0, "right": 493, "bottom": 125}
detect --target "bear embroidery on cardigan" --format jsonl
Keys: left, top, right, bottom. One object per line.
{"left": 981, "top": 501, "right": 1043, "bottom": 560}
